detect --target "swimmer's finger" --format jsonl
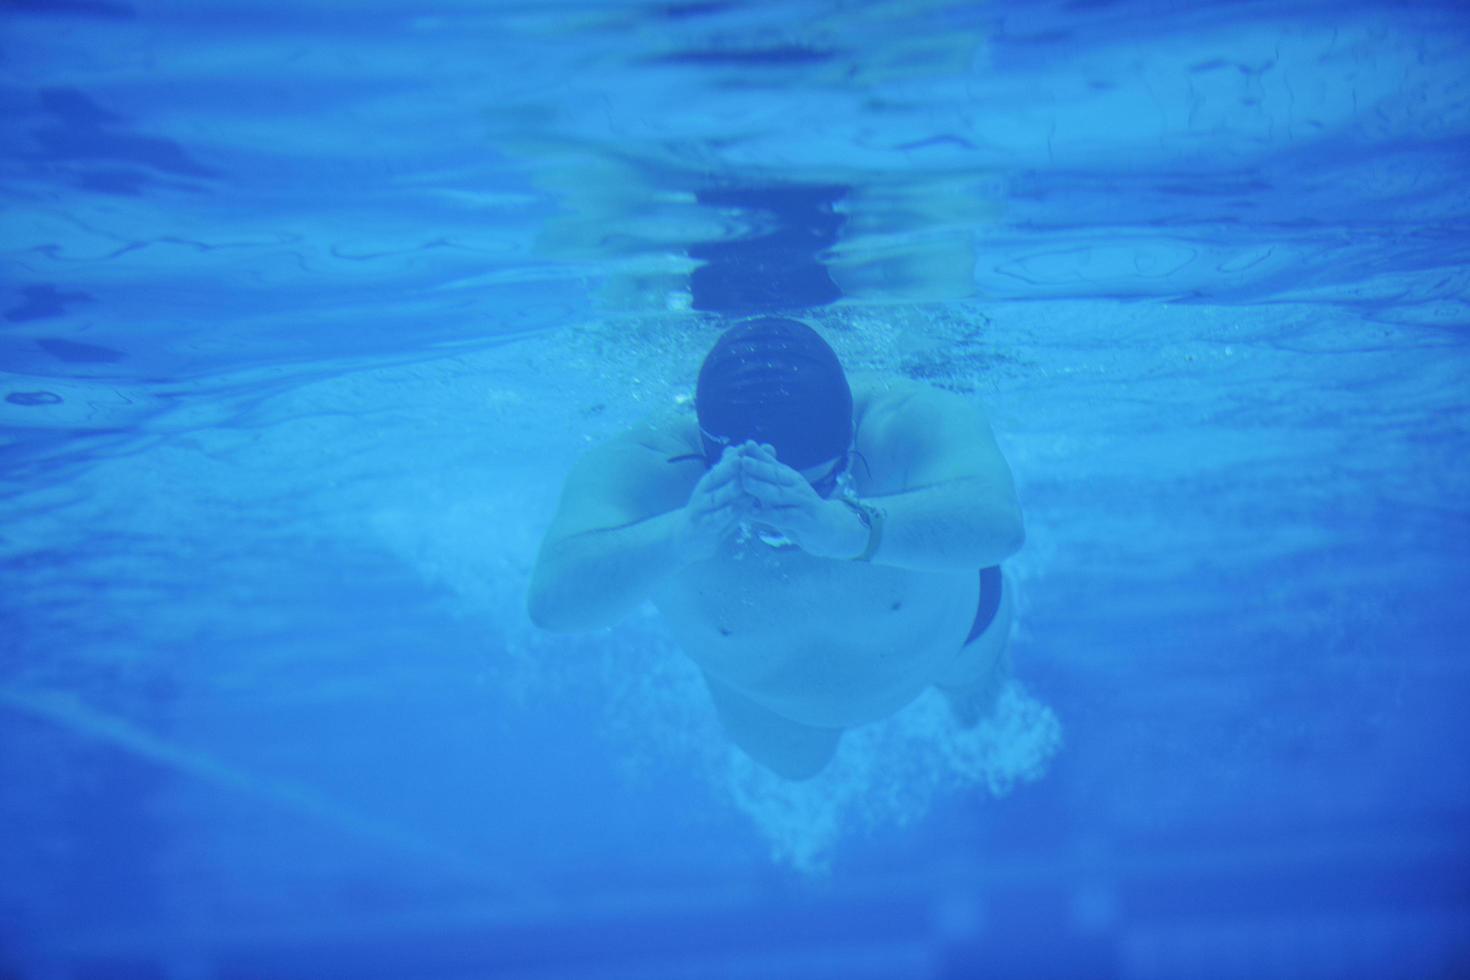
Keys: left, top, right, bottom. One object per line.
{"left": 706, "top": 477, "right": 746, "bottom": 509}
{"left": 697, "top": 452, "right": 742, "bottom": 493}
{"left": 716, "top": 444, "right": 750, "bottom": 475}
{"left": 737, "top": 442, "right": 779, "bottom": 465}
{"left": 740, "top": 454, "right": 801, "bottom": 487}
{"left": 700, "top": 465, "right": 740, "bottom": 495}
{"left": 742, "top": 475, "right": 807, "bottom": 507}
{"left": 690, "top": 475, "right": 747, "bottom": 516}
{"left": 744, "top": 455, "right": 807, "bottom": 491}
{"left": 701, "top": 504, "right": 745, "bottom": 539}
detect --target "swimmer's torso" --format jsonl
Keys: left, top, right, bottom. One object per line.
{"left": 640, "top": 383, "right": 986, "bottom": 728}
{"left": 653, "top": 543, "right": 976, "bottom": 728}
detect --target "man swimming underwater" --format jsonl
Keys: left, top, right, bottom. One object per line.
{"left": 528, "top": 317, "right": 1024, "bottom": 779}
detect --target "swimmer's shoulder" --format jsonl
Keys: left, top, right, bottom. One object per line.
{"left": 851, "top": 376, "right": 1004, "bottom": 492}
{"left": 853, "top": 375, "right": 993, "bottom": 434}
{"left": 852, "top": 374, "right": 936, "bottom": 447}
{"left": 615, "top": 402, "right": 701, "bottom": 460}
{"left": 548, "top": 407, "right": 699, "bottom": 536}
{"left": 573, "top": 403, "right": 700, "bottom": 491}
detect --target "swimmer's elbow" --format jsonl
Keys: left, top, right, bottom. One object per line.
{"left": 526, "top": 579, "right": 583, "bottom": 633}
{"left": 526, "top": 561, "right": 572, "bottom": 632}
{"left": 527, "top": 569, "right": 617, "bottom": 634}
{"left": 526, "top": 587, "right": 559, "bottom": 632}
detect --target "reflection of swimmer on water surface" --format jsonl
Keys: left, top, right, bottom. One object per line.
{"left": 495, "top": 131, "right": 994, "bottom": 312}
{"left": 529, "top": 318, "right": 1024, "bottom": 779}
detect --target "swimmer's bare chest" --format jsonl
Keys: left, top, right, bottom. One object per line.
{"left": 652, "top": 539, "right": 977, "bottom": 727}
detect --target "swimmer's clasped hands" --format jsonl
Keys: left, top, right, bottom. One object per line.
{"left": 676, "top": 441, "right": 866, "bottom": 562}
{"left": 673, "top": 444, "right": 747, "bottom": 563}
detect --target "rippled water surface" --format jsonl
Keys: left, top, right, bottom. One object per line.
{"left": 2, "top": 1, "right": 1469, "bottom": 977}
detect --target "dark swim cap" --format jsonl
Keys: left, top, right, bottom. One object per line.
{"left": 695, "top": 318, "right": 853, "bottom": 470}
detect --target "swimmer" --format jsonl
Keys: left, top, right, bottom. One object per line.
{"left": 528, "top": 318, "right": 1024, "bottom": 779}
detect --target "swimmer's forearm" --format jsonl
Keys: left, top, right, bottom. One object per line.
{"left": 861, "top": 479, "right": 1023, "bottom": 571}
{"left": 527, "top": 510, "right": 686, "bottom": 632}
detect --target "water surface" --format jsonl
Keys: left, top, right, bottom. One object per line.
{"left": 2, "top": 0, "right": 1468, "bottom": 976}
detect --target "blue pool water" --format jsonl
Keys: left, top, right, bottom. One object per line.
{"left": 2, "top": 0, "right": 1468, "bottom": 977}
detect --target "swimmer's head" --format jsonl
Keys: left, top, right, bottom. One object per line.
{"left": 695, "top": 317, "right": 852, "bottom": 470}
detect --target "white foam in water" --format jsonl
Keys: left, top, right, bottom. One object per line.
{"left": 579, "top": 618, "right": 1063, "bottom": 874}
{"left": 720, "top": 682, "right": 1062, "bottom": 874}
{"left": 372, "top": 471, "right": 1062, "bottom": 875}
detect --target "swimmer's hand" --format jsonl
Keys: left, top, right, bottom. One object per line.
{"left": 673, "top": 445, "right": 747, "bottom": 563}
{"left": 736, "top": 442, "right": 868, "bottom": 560}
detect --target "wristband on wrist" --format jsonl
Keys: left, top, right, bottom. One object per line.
{"left": 840, "top": 498, "right": 884, "bottom": 562}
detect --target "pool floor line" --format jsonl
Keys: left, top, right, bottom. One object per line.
{"left": 0, "top": 684, "right": 506, "bottom": 888}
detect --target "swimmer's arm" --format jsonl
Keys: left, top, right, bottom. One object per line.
{"left": 527, "top": 441, "right": 687, "bottom": 632}
{"left": 857, "top": 386, "right": 1024, "bottom": 572}
{"left": 528, "top": 437, "right": 737, "bottom": 632}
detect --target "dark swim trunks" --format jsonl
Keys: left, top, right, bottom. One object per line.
{"left": 964, "top": 566, "right": 1004, "bottom": 646}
